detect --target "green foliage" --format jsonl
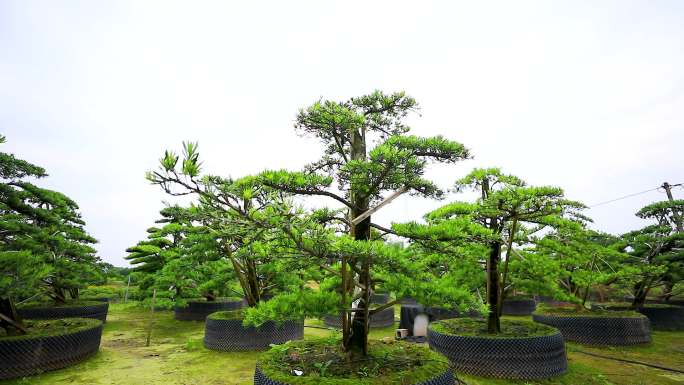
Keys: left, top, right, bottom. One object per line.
{"left": 147, "top": 91, "right": 476, "bottom": 356}
{"left": 614, "top": 199, "right": 684, "bottom": 306}
{"left": 394, "top": 167, "right": 588, "bottom": 333}
{"left": 1, "top": 136, "right": 101, "bottom": 336}
{"left": 519, "top": 228, "right": 628, "bottom": 305}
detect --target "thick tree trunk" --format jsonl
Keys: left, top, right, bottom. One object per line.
{"left": 487, "top": 241, "right": 502, "bottom": 333}
{"left": 632, "top": 283, "right": 649, "bottom": 309}
{"left": 53, "top": 286, "right": 67, "bottom": 305}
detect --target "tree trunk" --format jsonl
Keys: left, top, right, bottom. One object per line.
{"left": 53, "top": 286, "right": 67, "bottom": 305}
{"left": 631, "top": 282, "right": 649, "bottom": 309}
{"left": 347, "top": 126, "right": 371, "bottom": 356}
{"left": 349, "top": 210, "right": 371, "bottom": 355}
{"left": 0, "top": 297, "right": 25, "bottom": 336}
{"left": 204, "top": 291, "right": 216, "bottom": 301}
{"left": 487, "top": 241, "right": 502, "bottom": 334}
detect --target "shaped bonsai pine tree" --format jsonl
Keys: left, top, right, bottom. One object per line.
{"left": 0, "top": 136, "right": 100, "bottom": 334}
{"left": 515, "top": 227, "right": 627, "bottom": 307}
{"left": 147, "top": 91, "right": 475, "bottom": 356}
{"left": 147, "top": 147, "right": 311, "bottom": 308}
{"left": 616, "top": 200, "right": 684, "bottom": 308}
{"left": 394, "top": 168, "right": 586, "bottom": 333}
{"left": 258, "top": 91, "right": 471, "bottom": 354}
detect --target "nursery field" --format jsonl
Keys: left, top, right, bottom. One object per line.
{"left": 4, "top": 302, "right": 683, "bottom": 385}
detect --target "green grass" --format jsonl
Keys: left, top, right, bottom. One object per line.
{"left": 3, "top": 305, "right": 682, "bottom": 385}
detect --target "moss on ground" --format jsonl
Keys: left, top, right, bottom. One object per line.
{"left": 258, "top": 338, "right": 449, "bottom": 384}
{"left": 207, "top": 309, "right": 244, "bottom": 320}
{"left": 0, "top": 318, "right": 101, "bottom": 340}
{"left": 184, "top": 297, "right": 243, "bottom": 303}
{"left": 535, "top": 304, "right": 644, "bottom": 318}
{"left": 18, "top": 299, "right": 105, "bottom": 309}
{"left": 3, "top": 304, "right": 682, "bottom": 385}
{"left": 430, "top": 318, "right": 557, "bottom": 338}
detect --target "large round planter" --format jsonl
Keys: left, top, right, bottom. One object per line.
{"left": 254, "top": 366, "right": 454, "bottom": 385}
{"left": 323, "top": 307, "right": 395, "bottom": 329}
{"left": 502, "top": 298, "right": 536, "bottom": 316}
{"left": 592, "top": 304, "right": 684, "bottom": 331}
{"left": 533, "top": 313, "right": 651, "bottom": 345}
{"left": 204, "top": 318, "right": 303, "bottom": 351}
{"left": 18, "top": 301, "right": 108, "bottom": 322}
{"left": 174, "top": 298, "right": 243, "bottom": 321}
{"left": 428, "top": 326, "right": 567, "bottom": 379}
{"left": 0, "top": 318, "right": 103, "bottom": 380}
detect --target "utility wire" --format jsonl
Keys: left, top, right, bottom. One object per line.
{"left": 589, "top": 187, "right": 660, "bottom": 208}
{"left": 589, "top": 182, "right": 683, "bottom": 208}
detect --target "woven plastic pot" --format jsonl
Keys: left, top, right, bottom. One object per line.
{"left": 370, "top": 293, "right": 390, "bottom": 304}
{"left": 533, "top": 313, "right": 651, "bottom": 345}
{"left": 592, "top": 304, "right": 684, "bottom": 331}
{"left": 323, "top": 307, "right": 395, "bottom": 329}
{"left": 254, "top": 366, "right": 454, "bottom": 385}
{"left": 204, "top": 317, "right": 303, "bottom": 351}
{"left": 428, "top": 326, "right": 567, "bottom": 379}
{"left": 18, "top": 302, "right": 108, "bottom": 322}
{"left": 174, "top": 298, "right": 243, "bottom": 321}
{"left": 0, "top": 319, "right": 103, "bottom": 380}
{"left": 502, "top": 298, "right": 537, "bottom": 316}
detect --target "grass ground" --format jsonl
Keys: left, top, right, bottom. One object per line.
{"left": 4, "top": 303, "right": 683, "bottom": 385}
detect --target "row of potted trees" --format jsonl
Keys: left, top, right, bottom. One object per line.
{"left": 0, "top": 135, "right": 109, "bottom": 379}
{"left": 2, "top": 91, "right": 682, "bottom": 382}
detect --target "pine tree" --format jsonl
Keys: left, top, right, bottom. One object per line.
{"left": 616, "top": 200, "right": 684, "bottom": 308}
{"left": 394, "top": 168, "right": 585, "bottom": 333}
{"left": 147, "top": 91, "right": 474, "bottom": 356}
{"left": 0, "top": 136, "right": 100, "bottom": 334}
{"left": 258, "top": 91, "right": 471, "bottom": 354}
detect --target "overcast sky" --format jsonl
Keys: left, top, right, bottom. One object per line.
{"left": 1, "top": 1, "right": 683, "bottom": 266}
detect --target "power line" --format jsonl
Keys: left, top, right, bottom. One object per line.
{"left": 589, "top": 182, "right": 683, "bottom": 208}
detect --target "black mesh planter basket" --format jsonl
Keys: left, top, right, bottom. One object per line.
{"left": 592, "top": 304, "right": 684, "bottom": 331}
{"left": 532, "top": 313, "right": 651, "bottom": 345}
{"left": 254, "top": 366, "right": 454, "bottom": 385}
{"left": 428, "top": 327, "right": 567, "bottom": 379}
{"left": 174, "top": 299, "right": 243, "bottom": 321}
{"left": 637, "top": 306, "right": 684, "bottom": 331}
{"left": 323, "top": 307, "right": 395, "bottom": 329}
{"left": 370, "top": 293, "right": 390, "bottom": 304}
{"left": 204, "top": 318, "right": 303, "bottom": 351}
{"left": 502, "top": 298, "right": 537, "bottom": 316}
{"left": 0, "top": 319, "right": 103, "bottom": 380}
{"left": 18, "top": 302, "right": 109, "bottom": 322}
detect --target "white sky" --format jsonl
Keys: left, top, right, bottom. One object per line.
{"left": 1, "top": 1, "right": 683, "bottom": 266}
